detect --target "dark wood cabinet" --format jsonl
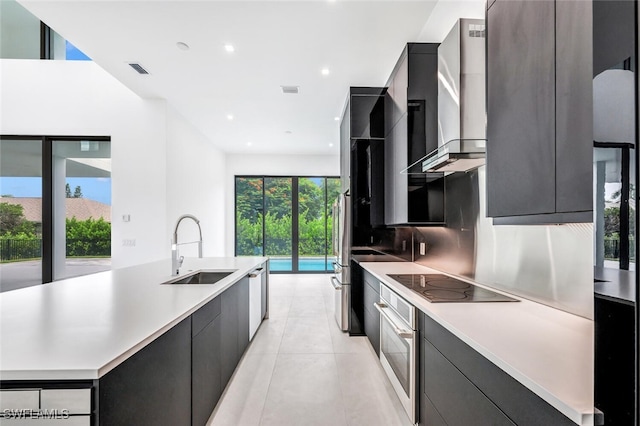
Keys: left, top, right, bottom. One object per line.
{"left": 98, "top": 317, "right": 192, "bottom": 426}
{"left": 192, "top": 315, "right": 222, "bottom": 426}
{"left": 384, "top": 43, "right": 444, "bottom": 226}
{"left": 486, "top": 0, "right": 593, "bottom": 224}
{"left": 418, "top": 312, "right": 576, "bottom": 426}
{"left": 221, "top": 276, "right": 250, "bottom": 387}
{"left": 362, "top": 270, "right": 380, "bottom": 355}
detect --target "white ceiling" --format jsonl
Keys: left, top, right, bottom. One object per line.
{"left": 18, "top": 0, "right": 485, "bottom": 155}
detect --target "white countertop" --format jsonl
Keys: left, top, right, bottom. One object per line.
{"left": 361, "top": 262, "right": 594, "bottom": 426}
{"left": 0, "top": 257, "right": 267, "bottom": 381}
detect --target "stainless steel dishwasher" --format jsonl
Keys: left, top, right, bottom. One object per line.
{"left": 249, "top": 266, "right": 266, "bottom": 340}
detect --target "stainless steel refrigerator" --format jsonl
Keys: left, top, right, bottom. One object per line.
{"left": 331, "top": 191, "right": 351, "bottom": 331}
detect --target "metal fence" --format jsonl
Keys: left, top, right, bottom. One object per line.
{"left": 0, "top": 238, "right": 111, "bottom": 261}
{"left": 604, "top": 238, "right": 636, "bottom": 262}
{"left": 0, "top": 239, "right": 42, "bottom": 261}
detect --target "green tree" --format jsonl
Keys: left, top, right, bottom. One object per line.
{"left": 65, "top": 183, "right": 72, "bottom": 198}
{"left": 0, "top": 203, "right": 36, "bottom": 237}
{"left": 298, "top": 178, "right": 323, "bottom": 220}
{"left": 73, "top": 185, "right": 83, "bottom": 198}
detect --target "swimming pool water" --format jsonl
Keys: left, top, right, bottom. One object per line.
{"left": 268, "top": 258, "right": 331, "bottom": 272}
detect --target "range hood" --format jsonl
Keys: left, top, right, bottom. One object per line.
{"left": 421, "top": 138, "right": 486, "bottom": 172}
{"left": 403, "top": 19, "right": 487, "bottom": 176}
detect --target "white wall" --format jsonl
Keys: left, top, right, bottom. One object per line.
{"left": 166, "top": 106, "right": 226, "bottom": 257}
{"left": 224, "top": 153, "right": 339, "bottom": 255}
{"left": 0, "top": 59, "right": 169, "bottom": 268}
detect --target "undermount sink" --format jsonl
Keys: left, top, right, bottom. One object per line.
{"left": 162, "top": 270, "right": 237, "bottom": 285}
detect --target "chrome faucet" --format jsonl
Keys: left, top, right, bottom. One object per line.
{"left": 172, "top": 214, "right": 203, "bottom": 275}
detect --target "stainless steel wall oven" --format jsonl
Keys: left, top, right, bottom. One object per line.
{"left": 375, "top": 283, "right": 417, "bottom": 423}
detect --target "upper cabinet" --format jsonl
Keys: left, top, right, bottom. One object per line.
{"left": 486, "top": 0, "right": 593, "bottom": 224}
{"left": 340, "top": 87, "right": 385, "bottom": 193}
{"left": 384, "top": 43, "right": 445, "bottom": 226}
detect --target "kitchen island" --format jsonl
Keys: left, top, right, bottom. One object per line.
{"left": 0, "top": 256, "right": 268, "bottom": 425}
{"left": 360, "top": 262, "right": 594, "bottom": 426}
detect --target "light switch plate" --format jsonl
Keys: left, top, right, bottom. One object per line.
{"left": 420, "top": 242, "right": 426, "bottom": 256}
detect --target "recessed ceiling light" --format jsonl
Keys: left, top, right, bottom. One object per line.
{"left": 329, "top": 143, "right": 334, "bottom": 147}
{"left": 285, "top": 130, "right": 292, "bottom": 134}
{"left": 247, "top": 142, "right": 253, "bottom": 147}
{"left": 227, "top": 114, "right": 234, "bottom": 121}
{"left": 321, "top": 68, "right": 330, "bottom": 76}
{"left": 334, "top": 116, "right": 340, "bottom": 121}
{"left": 225, "top": 44, "right": 235, "bottom": 53}
{"left": 176, "top": 42, "right": 190, "bottom": 51}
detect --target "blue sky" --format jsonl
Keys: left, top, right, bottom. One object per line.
{"left": 0, "top": 177, "right": 111, "bottom": 205}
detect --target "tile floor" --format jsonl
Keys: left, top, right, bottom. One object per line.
{"left": 208, "top": 274, "right": 410, "bottom": 426}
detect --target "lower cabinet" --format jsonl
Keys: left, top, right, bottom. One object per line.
{"left": 595, "top": 296, "right": 635, "bottom": 425}
{"left": 418, "top": 312, "right": 576, "bottom": 426}
{"left": 98, "top": 317, "right": 192, "bottom": 426}
{"left": 98, "top": 276, "right": 251, "bottom": 426}
{"left": 363, "top": 270, "right": 380, "bottom": 355}
{"left": 192, "top": 297, "right": 222, "bottom": 426}
{"left": 221, "top": 276, "right": 250, "bottom": 387}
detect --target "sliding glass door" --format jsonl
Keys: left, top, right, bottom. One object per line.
{"left": 0, "top": 139, "right": 43, "bottom": 292}
{"left": 235, "top": 176, "right": 339, "bottom": 273}
{"left": 0, "top": 136, "right": 111, "bottom": 292}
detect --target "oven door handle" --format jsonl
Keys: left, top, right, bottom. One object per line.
{"left": 331, "top": 276, "right": 342, "bottom": 290}
{"left": 374, "top": 302, "right": 414, "bottom": 339}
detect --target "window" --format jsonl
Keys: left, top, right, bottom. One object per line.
{"left": 0, "top": 136, "right": 111, "bottom": 292}
{"left": 0, "top": 0, "right": 90, "bottom": 61}
{"left": 235, "top": 176, "right": 340, "bottom": 273}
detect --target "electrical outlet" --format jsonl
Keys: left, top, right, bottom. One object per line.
{"left": 420, "top": 242, "right": 426, "bottom": 256}
{"left": 122, "top": 239, "right": 136, "bottom": 247}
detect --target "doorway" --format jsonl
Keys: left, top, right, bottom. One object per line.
{"left": 234, "top": 176, "right": 340, "bottom": 273}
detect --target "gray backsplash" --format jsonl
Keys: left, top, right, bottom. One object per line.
{"left": 382, "top": 166, "right": 593, "bottom": 319}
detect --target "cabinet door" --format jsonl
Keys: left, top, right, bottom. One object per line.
{"left": 422, "top": 338, "right": 515, "bottom": 426}
{"left": 363, "top": 283, "right": 380, "bottom": 355}
{"left": 98, "top": 318, "right": 191, "bottom": 426}
{"left": 192, "top": 317, "right": 222, "bottom": 426}
{"left": 384, "top": 119, "right": 397, "bottom": 225}
{"left": 486, "top": 0, "right": 556, "bottom": 218}
{"left": 340, "top": 104, "right": 351, "bottom": 192}
{"left": 392, "top": 114, "right": 409, "bottom": 224}
{"left": 555, "top": 0, "right": 592, "bottom": 214}
{"left": 220, "top": 282, "right": 239, "bottom": 387}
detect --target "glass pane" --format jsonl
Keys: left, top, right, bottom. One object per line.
{"left": 265, "top": 177, "right": 292, "bottom": 271}
{"left": 65, "top": 40, "right": 91, "bottom": 61}
{"left": 325, "top": 178, "right": 341, "bottom": 271}
{"left": 235, "top": 177, "right": 264, "bottom": 256}
{"left": 298, "top": 177, "right": 326, "bottom": 271}
{"left": 0, "top": 0, "right": 41, "bottom": 59}
{"left": 0, "top": 139, "right": 42, "bottom": 291}
{"left": 52, "top": 140, "right": 111, "bottom": 280}
{"left": 381, "top": 319, "right": 411, "bottom": 396}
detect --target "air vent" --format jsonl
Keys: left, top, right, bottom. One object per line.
{"left": 468, "top": 24, "right": 485, "bottom": 38}
{"left": 128, "top": 63, "right": 149, "bottom": 75}
{"left": 281, "top": 86, "right": 299, "bottom": 94}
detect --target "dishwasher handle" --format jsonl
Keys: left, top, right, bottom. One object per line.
{"left": 374, "top": 302, "right": 414, "bottom": 339}
{"left": 248, "top": 267, "right": 265, "bottom": 278}
{"left": 330, "top": 276, "right": 342, "bottom": 290}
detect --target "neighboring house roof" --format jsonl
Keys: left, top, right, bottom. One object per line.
{"left": 0, "top": 197, "right": 111, "bottom": 223}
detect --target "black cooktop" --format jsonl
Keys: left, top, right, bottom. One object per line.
{"left": 387, "top": 274, "right": 519, "bottom": 303}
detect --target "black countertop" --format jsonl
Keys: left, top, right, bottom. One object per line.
{"left": 594, "top": 266, "right": 635, "bottom": 305}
